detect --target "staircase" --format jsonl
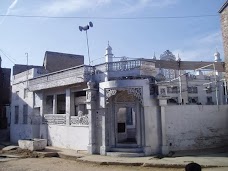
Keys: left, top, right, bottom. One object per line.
{"left": 107, "top": 147, "right": 145, "bottom": 157}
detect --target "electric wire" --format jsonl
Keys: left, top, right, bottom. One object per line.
{"left": 0, "top": 14, "right": 219, "bottom": 20}
{"left": 0, "top": 48, "right": 15, "bottom": 64}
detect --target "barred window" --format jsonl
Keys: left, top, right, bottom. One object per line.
{"left": 23, "top": 104, "right": 28, "bottom": 124}
{"left": 188, "top": 86, "right": 198, "bottom": 93}
{"left": 188, "top": 97, "right": 198, "bottom": 103}
{"left": 167, "top": 86, "right": 179, "bottom": 93}
{"left": 15, "top": 106, "right": 19, "bottom": 124}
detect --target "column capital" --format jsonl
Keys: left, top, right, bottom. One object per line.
{"left": 158, "top": 96, "right": 169, "bottom": 106}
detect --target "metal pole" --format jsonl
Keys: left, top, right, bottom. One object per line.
{"left": 224, "top": 79, "right": 228, "bottom": 104}
{"left": 213, "top": 64, "right": 219, "bottom": 106}
{"left": 179, "top": 70, "right": 182, "bottom": 104}
{"left": 85, "top": 30, "right": 91, "bottom": 66}
{"left": 25, "top": 53, "right": 28, "bottom": 88}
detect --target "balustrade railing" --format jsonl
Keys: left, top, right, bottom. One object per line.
{"left": 70, "top": 115, "right": 89, "bottom": 126}
{"left": 95, "top": 59, "right": 155, "bottom": 74}
{"left": 43, "top": 114, "right": 66, "bottom": 125}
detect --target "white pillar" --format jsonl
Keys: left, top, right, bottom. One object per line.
{"left": 66, "top": 89, "right": 71, "bottom": 126}
{"left": 40, "top": 92, "right": 45, "bottom": 124}
{"left": 53, "top": 94, "right": 57, "bottom": 114}
{"left": 158, "top": 97, "right": 169, "bottom": 155}
{"left": 84, "top": 81, "right": 97, "bottom": 154}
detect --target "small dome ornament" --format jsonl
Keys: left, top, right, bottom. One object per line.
{"left": 214, "top": 49, "right": 221, "bottom": 62}
{"left": 106, "top": 41, "right": 112, "bottom": 51}
{"left": 155, "top": 72, "right": 166, "bottom": 82}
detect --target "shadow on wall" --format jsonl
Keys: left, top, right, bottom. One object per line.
{"left": 10, "top": 92, "right": 41, "bottom": 143}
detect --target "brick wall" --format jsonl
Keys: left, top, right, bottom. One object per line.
{"left": 220, "top": 5, "right": 228, "bottom": 78}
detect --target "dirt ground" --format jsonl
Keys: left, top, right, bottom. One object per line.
{"left": 0, "top": 158, "right": 227, "bottom": 171}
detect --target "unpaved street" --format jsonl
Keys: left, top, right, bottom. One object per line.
{"left": 0, "top": 158, "right": 178, "bottom": 171}
{"left": 0, "top": 158, "right": 227, "bottom": 171}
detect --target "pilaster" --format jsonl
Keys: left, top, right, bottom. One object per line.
{"left": 53, "top": 94, "right": 57, "bottom": 114}
{"left": 158, "top": 96, "right": 169, "bottom": 155}
{"left": 84, "top": 81, "right": 97, "bottom": 154}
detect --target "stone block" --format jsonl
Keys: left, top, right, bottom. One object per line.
{"left": 18, "top": 139, "right": 47, "bottom": 151}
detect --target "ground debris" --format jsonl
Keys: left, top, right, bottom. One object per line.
{"left": 2, "top": 148, "right": 40, "bottom": 158}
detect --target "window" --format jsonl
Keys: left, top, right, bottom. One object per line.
{"left": 126, "top": 107, "right": 133, "bottom": 126}
{"left": 15, "top": 91, "right": 19, "bottom": 100}
{"left": 57, "top": 94, "right": 66, "bottom": 114}
{"left": 75, "top": 104, "right": 87, "bottom": 116}
{"left": 15, "top": 106, "right": 19, "bottom": 124}
{"left": 24, "top": 89, "right": 28, "bottom": 99}
{"left": 46, "top": 95, "right": 53, "bottom": 114}
{"left": 23, "top": 104, "right": 28, "bottom": 124}
{"left": 206, "top": 87, "right": 212, "bottom": 94}
{"left": 188, "top": 97, "right": 198, "bottom": 104}
{"left": 167, "top": 86, "right": 179, "bottom": 93}
{"left": 188, "top": 86, "right": 198, "bottom": 94}
{"left": 207, "top": 97, "right": 212, "bottom": 103}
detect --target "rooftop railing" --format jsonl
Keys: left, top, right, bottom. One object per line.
{"left": 95, "top": 59, "right": 155, "bottom": 74}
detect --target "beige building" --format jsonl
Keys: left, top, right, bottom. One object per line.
{"left": 219, "top": 1, "right": 228, "bottom": 79}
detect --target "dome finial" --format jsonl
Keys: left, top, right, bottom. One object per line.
{"left": 214, "top": 48, "right": 221, "bottom": 62}
{"left": 177, "top": 53, "right": 181, "bottom": 61}
{"left": 153, "top": 52, "right": 156, "bottom": 60}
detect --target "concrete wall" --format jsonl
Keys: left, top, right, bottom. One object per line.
{"left": 40, "top": 125, "right": 89, "bottom": 150}
{"left": 144, "top": 98, "right": 161, "bottom": 154}
{"left": 10, "top": 124, "right": 40, "bottom": 143}
{"left": 164, "top": 105, "right": 228, "bottom": 151}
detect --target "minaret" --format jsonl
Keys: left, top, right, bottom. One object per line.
{"left": 214, "top": 49, "right": 223, "bottom": 104}
{"left": 105, "top": 41, "right": 113, "bottom": 63}
{"left": 176, "top": 53, "right": 181, "bottom": 61}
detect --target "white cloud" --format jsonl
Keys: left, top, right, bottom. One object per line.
{"left": 39, "top": 0, "right": 111, "bottom": 15}
{"left": 37, "top": 0, "right": 178, "bottom": 15}
{"left": 118, "top": 0, "right": 179, "bottom": 14}
{"left": 0, "top": 0, "right": 19, "bottom": 24}
{"left": 172, "top": 31, "right": 224, "bottom": 62}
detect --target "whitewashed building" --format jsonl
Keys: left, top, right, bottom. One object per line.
{"left": 10, "top": 46, "right": 228, "bottom": 156}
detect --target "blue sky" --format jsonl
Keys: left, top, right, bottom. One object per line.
{"left": 0, "top": 0, "right": 226, "bottom": 69}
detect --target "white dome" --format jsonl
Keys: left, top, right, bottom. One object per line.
{"left": 155, "top": 73, "right": 166, "bottom": 82}
{"left": 160, "top": 50, "right": 176, "bottom": 61}
{"left": 214, "top": 51, "right": 221, "bottom": 62}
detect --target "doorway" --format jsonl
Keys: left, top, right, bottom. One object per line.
{"left": 115, "top": 104, "right": 137, "bottom": 146}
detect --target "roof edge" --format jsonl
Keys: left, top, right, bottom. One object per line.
{"left": 45, "top": 51, "right": 84, "bottom": 57}
{"left": 218, "top": 1, "right": 228, "bottom": 13}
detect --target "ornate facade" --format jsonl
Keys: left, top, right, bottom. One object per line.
{"left": 10, "top": 46, "right": 228, "bottom": 156}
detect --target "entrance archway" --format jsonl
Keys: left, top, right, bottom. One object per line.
{"left": 113, "top": 91, "right": 142, "bottom": 148}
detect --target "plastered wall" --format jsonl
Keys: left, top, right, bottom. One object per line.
{"left": 164, "top": 105, "right": 228, "bottom": 151}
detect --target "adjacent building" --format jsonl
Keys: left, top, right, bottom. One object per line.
{"left": 0, "top": 56, "right": 11, "bottom": 141}
{"left": 219, "top": 1, "right": 228, "bottom": 78}
{"left": 10, "top": 47, "right": 228, "bottom": 156}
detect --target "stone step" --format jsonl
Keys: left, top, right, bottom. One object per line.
{"left": 115, "top": 144, "right": 139, "bottom": 148}
{"left": 110, "top": 148, "right": 143, "bottom": 153}
{"left": 106, "top": 152, "right": 145, "bottom": 157}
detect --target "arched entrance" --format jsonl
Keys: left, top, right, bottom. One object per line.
{"left": 112, "top": 91, "right": 142, "bottom": 148}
